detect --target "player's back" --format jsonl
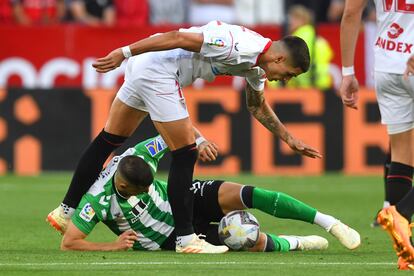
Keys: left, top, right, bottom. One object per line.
{"left": 373, "top": 0, "right": 414, "bottom": 74}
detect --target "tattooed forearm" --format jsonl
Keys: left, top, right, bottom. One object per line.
{"left": 245, "top": 84, "right": 291, "bottom": 142}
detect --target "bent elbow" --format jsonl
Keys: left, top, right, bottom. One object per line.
{"left": 60, "top": 237, "right": 73, "bottom": 251}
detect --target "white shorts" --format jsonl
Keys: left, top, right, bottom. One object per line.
{"left": 116, "top": 53, "right": 189, "bottom": 122}
{"left": 374, "top": 71, "right": 414, "bottom": 134}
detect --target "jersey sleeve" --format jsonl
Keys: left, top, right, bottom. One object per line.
{"left": 180, "top": 21, "right": 233, "bottom": 60}
{"left": 133, "top": 135, "right": 169, "bottom": 175}
{"left": 71, "top": 195, "right": 100, "bottom": 235}
{"left": 245, "top": 67, "right": 267, "bottom": 91}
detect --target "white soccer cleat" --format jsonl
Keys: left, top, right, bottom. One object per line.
{"left": 328, "top": 220, "right": 361, "bottom": 250}
{"left": 281, "top": 235, "right": 329, "bottom": 251}
{"left": 176, "top": 234, "right": 229, "bottom": 254}
{"left": 46, "top": 206, "right": 69, "bottom": 235}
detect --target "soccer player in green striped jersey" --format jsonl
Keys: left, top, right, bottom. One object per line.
{"left": 60, "top": 135, "right": 360, "bottom": 252}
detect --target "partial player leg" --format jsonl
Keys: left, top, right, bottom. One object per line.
{"left": 154, "top": 119, "right": 227, "bottom": 253}
{"left": 248, "top": 232, "right": 328, "bottom": 252}
{"left": 47, "top": 98, "right": 148, "bottom": 234}
{"left": 372, "top": 150, "right": 392, "bottom": 227}
{"left": 374, "top": 72, "right": 414, "bottom": 269}
{"left": 217, "top": 182, "right": 360, "bottom": 249}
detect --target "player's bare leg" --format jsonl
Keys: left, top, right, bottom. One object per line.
{"left": 47, "top": 98, "right": 148, "bottom": 234}
{"left": 154, "top": 118, "right": 227, "bottom": 253}
{"left": 218, "top": 182, "right": 360, "bottom": 249}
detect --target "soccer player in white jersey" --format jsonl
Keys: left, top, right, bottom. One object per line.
{"left": 339, "top": 0, "right": 414, "bottom": 270}
{"left": 60, "top": 135, "right": 360, "bottom": 253}
{"left": 47, "top": 21, "right": 322, "bottom": 254}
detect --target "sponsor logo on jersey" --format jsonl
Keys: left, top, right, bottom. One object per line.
{"left": 208, "top": 38, "right": 225, "bottom": 47}
{"left": 375, "top": 37, "right": 412, "bottom": 54}
{"left": 145, "top": 137, "right": 167, "bottom": 157}
{"left": 79, "top": 203, "right": 95, "bottom": 222}
{"left": 129, "top": 200, "right": 148, "bottom": 223}
{"left": 387, "top": 23, "right": 404, "bottom": 39}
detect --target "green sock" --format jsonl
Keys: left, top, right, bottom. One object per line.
{"left": 252, "top": 187, "right": 317, "bottom": 223}
{"left": 266, "top": 233, "right": 290, "bottom": 252}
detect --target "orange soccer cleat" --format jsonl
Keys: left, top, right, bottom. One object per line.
{"left": 377, "top": 206, "right": 414, "bottom": 265}
{"left": 397, "top": 257, "right": 414, "bottom": 270}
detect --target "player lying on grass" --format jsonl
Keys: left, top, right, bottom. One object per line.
{"left": 55, "top": 135, "right": 361, "bottom": 253}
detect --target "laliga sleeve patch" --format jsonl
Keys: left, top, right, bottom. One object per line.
{"left": 207, "top": 37, "right": 226, "bottom": 47}
{"left": 79, "top": 203, "right": 96, "bottom": 222}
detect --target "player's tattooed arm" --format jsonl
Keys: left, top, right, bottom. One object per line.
{"left": 245, "top": 84, "right": 322, "bottom": 159}
{"left": 245, "top": 84, "right": 290, "bottom": 140}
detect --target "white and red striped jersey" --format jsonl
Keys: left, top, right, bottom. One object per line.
{"left": 373, "top": 0, "right": 414, "bottom": 74}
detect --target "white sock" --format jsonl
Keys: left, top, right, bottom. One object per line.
{"left": 176, "top": 233, "right": 196, "bottom": 247}
{"left": 383, "top": 201, "right": 390, "bottom": 208}
{"left": 280, "top": 236, "right": 299, "bottom": 250}
{"left": 60, "top": 203, "right": 75, "bottom": 219}
{"left": 313, "top": 212, "right": 337, "bottom": 231}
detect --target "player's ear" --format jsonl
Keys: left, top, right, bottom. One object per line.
{"left": 274, "top": 55, "right": 286, "bottom": 64}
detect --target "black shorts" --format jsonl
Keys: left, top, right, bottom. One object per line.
{"left": 161, "top": 179, "right": 225, "bottom": 250}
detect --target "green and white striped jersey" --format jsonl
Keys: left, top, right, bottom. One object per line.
{"left": 72, "top": 135, "right": 175, "bottom": 251}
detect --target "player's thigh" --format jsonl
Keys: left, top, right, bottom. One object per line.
{"left": 217, "top": 182, "right": 245, "bottom": 214}
{"left": 192, "top": 179, "right": 225, "bottom": 222}
{"left": 104, "top": 97, "right": 148, "bottom": 137}
{"left": 390, "top": 128, "right": 414, "bottom": 166}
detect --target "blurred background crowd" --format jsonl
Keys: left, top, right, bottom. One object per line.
{"left": 0, "top": 0, "right": 375, "bottom": 27}
{"left": 0, "top": 0, "right": 378, "bottom": 90}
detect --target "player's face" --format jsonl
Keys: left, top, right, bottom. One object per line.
{"left": 265, "top": 56, "right": 303, "bottom": 82}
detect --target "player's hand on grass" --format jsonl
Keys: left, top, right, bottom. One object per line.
{"left": 198, "top": 141, "right": 219, "bottom": 162}
{"left": 404, "top": 55, "right": 414, "bottom": 80}
{"left": 286, "top": 136, "right": 322, "bottom": 159}
{"left": 116, "top": 230, "right": 139, "bottom": 251}
{"left": 92, "top": 48, "right": 125, "bottom": 73}
{"left": 339, "top": 75, "right": 359, "bottom": 110}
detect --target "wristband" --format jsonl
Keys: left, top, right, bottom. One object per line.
{"left": 195, "top": 137, "right": 207, "bottom": 146}
{"left": 342, "top": 66, "right": 355, "bottom": 76}
{"left": 121, "top": 46, "right": 132, "bottom": 58}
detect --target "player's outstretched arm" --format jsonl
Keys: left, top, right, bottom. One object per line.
{"left": 339, "top": 0, "right": 367, "bottom": 109}
{"left": 245, "top": 84, "right": 321, "bottom": 159}
{"left": 92, "top": 31, "right": 204, "bottom": 73}
{"left": 61, "top": 222, "right": 138, "bottom": 251}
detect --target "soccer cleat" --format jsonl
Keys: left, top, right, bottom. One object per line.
{"left": 328, "top": 221, "right": 361, "bottom": 250}
{"left": 176, "top": 234, "right": 229, "bottom": 254}
{"left": 398, "top": 257, "right": 414, "bottom": 270}
{"left": 377, "top": 206, "right": 414, "bottom": 264}
{"left": 280, "top": 235, "right": 328, "bottom": 251}
{"left": 46, "top": 206, "right": 69, "bottom": 235}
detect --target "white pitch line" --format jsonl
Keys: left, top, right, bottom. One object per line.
{"left": 0, "top": 261, "right": 396, "bottom": 266}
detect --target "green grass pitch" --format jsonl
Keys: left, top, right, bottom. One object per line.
{"left": 0, "top": 173, "right": 406, "bottom": 275}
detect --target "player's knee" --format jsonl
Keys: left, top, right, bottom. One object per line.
{"left": 171, "top": 143, "right": 198, "bottom": 166}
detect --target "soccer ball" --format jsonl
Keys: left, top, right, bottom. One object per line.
{"left": 218, "top": 210, "right": 260, "bottom": 250}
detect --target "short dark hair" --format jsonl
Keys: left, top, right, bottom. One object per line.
{"left": 280, "top": 35, "right": 310, "bottom": 73}
{"left": 118, "top": 156, "right": 154, "bottom": 188}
